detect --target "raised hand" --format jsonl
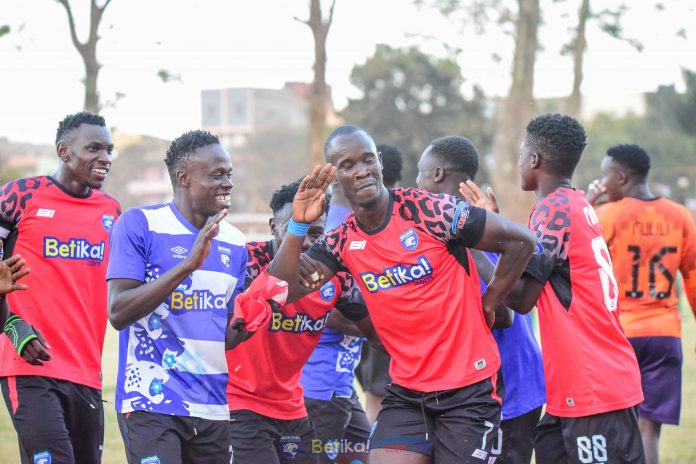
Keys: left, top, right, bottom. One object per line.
{"left": 299, "top": 254, "right": 324, "bottom": 289}
{"left": 0, "top": 254, "right": 31, "bottom": 295}
{"left": 459, "top": 180, "right": 499, "bottom": 213}
{"left": 585, "top": 179, "right": 606, "bottom": 206}
{"left": 293, "top": 164, "right": 336, "bottom": 224}
{"left": 184, "top": 209, "right": 228, "bottom": 272}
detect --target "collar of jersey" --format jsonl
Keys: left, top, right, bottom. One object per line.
{"left": 353, "top": 188, "right": 395, "bottom": 236}
{"left": 168, "top": 202, "right": 218, "bottom": 237}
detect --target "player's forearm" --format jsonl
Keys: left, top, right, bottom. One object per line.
{"left": 355, "top": 317, "right": 387, "bottom": 354}
{"left": 0, "top": 299, "right": 8, "bottom": 329}
{"left": 483, "top": 237, "right": 535, "bottom": 316}
{"left": 267, "top": 234, "right": 308, "bottom": 303}
{"left": 108, "top": 261, "right": 197, "bottom": 330}
{"left": 326, "top": 309, "right": 364, "bottom": 337}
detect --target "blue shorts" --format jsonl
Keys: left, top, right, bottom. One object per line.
{"left": 629, "top": 336, "right": 682, "bottom": 425}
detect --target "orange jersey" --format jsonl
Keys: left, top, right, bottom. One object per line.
{"left": 597, "top": 197, "right": 696, "bottom": 338}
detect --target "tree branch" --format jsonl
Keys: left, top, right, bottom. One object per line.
{"left": 293, "top": 16, "right": 310, "bottom": 26}
{"left": 325, "top": 0, "right": 337, "bottom": 30}
{"left": 56, "top": 0, "right": 85, "bottom": 52}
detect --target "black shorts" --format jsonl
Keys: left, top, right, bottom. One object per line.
{"left": 305, "top": 391, "right": 371, "bottom": 463}
{"left": 1, "top": 375, "right": 104, "bottom": 464}
{"left": 495, "top": 406, "right": 542, "bottom": 464}
{"left": 355, "top": 343, "right": 392, "bottom": 396}
{"left": 534, "top": 408, "right": 645, "bottom": 464}
{"left": 118, "top": 411, "right": 232, "bottom": 464}
{"left": 369, "top": 376, "right": 502, "bottom": 464}
{"left": 229, "top": 409, "right": 318, "bottom": 464}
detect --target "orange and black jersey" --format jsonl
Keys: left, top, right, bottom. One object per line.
{"left": 597, "top": 197, "right": 696, "bottom": 338}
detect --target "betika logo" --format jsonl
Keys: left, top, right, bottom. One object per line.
{"left": 44, "top": 237, "right": 105, "bottom": 261}
{"left": 270, "top": 311, "right": 330, "bottom": 334}
{"left": 360, "top": 255, "right": 433, "bottom": 293}
{"left": 169, "top": 290, "right": 227, "bottom": 311}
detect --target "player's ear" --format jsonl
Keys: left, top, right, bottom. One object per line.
{"left": 616, "top": 168, "right": 629, "bottom": 185}
{"left": 269, "top": 217, "right": 276, "bottom": 235}
{"left": 57, "top": 142, "right": 70, "bottom": 163}
{"left": 433, "top": 166, "right": 445, "bottom": 183}
{"left": 176, "top": 170, "right": 190, "bottom": 188}
{"left": 530, "top": 152, "right": 542, "bottom": 170}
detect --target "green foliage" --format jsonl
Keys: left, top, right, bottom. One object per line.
{"left": 577, "top": 69, "right": 696, "bottom": 199}
{"left": 0, "top": 25, "right": 10, "bottom": 38}
{"left": 342, "top": 44, "right": 492, "bottom": 185}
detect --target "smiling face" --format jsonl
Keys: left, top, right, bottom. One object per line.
{"left": 58, "top": 123, "right": 114, "bottom": 193}
{"left": 183, "top": 143, "right": 234, "bottom": 218}
{"left": 328, "top": 131, "right": 385, "bottom": 209}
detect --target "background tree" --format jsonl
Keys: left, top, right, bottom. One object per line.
{"left": 55, "top": 0, "right": 113, "bottom": 112}
{"left": 342, "top": 44, "right": 492, "bottom": 185}
{"left": 297, "top": 0, "right": 336, "bottom": 168}
{"left": 420, "top": 0, "right": 540, "bottom": 221}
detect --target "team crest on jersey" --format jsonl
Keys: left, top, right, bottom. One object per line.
{"left": 279, "top": 435, "right": 301, "bottom": 459}
{"left": 33, "top": 451, "right": 51, "bottom": 464}
{"left": 400, "top": 229, "right": 418, "bottom": 251}
{"left": 220, "top": 253, "right": 230, "bottom": 268}
{"left": 319, "top": 281, "right": 336, "bottom": 301}
{"left": 534, "top": 242, "right": 544, "bottom": 255}
{"left": 141, "top": 457, "right": 161, "bottom": 464}
{"left": 102, "top": 214, "right": 114, "bottom": 232}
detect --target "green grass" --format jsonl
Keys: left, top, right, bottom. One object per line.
{"left": 2, "top": 320, "right": 696, "bottom": 463}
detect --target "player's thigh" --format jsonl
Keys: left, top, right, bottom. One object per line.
{"left": 182, "top": 418, "right": 232, "bottom": 464}
{"left": 431, "top": 380, "right": 502, "bottom": 464}
{"left": 560, "top": 408, "right": 645, "bottom": 464}
{"left": 230, "top": 410, "right": 280, "bottom": 464}
{"left": 345, "top": 393, "right": 371, "bottom": 445}
{"left": 369, "top": 385, "right": 433, "bottom": 458}
{"left": 305, "top": 396, "right": 352, "bottom": 463}
{"left": 534, "top": 412, "right": 569, "bottom": 464}
{"left": 122, "top": 411, "right": 183, "bottom": 463}
{"left": 64, "top": 383, "right": 104, "bottom": 464}
{"left": 1, "top": 376, "right": 75, "bottom": 464}
{"left": 497, "top": 406, "right": 542, "bottom": 464}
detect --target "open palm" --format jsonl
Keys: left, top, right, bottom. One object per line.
{"left": 293, "top": 164, "right": 336, "bottom": 223}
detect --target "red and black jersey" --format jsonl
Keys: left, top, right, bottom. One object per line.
{"left": 226, "top": 240, "right": 367, "bottom": 420}
{"left": 525, "top": 188, "right": 642, "bottom": 417}
{"left": 307, "top": 187, "right": 500, "bottom": 393}
{"left": 0, "top": 176, "right": 121, "bottom": 389}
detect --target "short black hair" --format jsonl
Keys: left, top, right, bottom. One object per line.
{"left": 270, "top": 179, "right": 301, "bottom": 213}
{"left": 324, "top": 125, "right": 368, "bottom": 159}
{"left": 525, "top": 113, "right": 587, "bottom": 178}
{"left": 428, "top": 136, "right": 480, "bottom": 181}
{"left": 377, "top": 144, "right": 403, "bottom": 188}
{"left": 269, "top": 178, "right": 330, "bottom": 215}
{"left": 606, "top": 144, "right": 651, "bottom": 180}
{"left": 55, "top": 111, "right": 106, "bottom": 145}
{"left": 165, "top": 130, "right": 220, "bottom": 179}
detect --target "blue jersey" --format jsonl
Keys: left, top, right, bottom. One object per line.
{"left": 301, "top": 204, "right": 365, "bottom": 399}
{"left": 107, "top": 203, "right": 246, "bottom": 420}
{"left": 484, "top": 252, "right": 546, "bottom": 419}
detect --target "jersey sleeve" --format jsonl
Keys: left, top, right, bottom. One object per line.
{"left": 106, "top": 209, "right": 150, "bottom": 282}
{"left": 229, "top": 246, "right": 248, "bottom": 314}
{"left": 244, "top": 241, "right": 273, "bottom": 289}
{"left": 678, "top": 206, "right": 696, "bottom": 317}
{"left": 0, "top": 178, "right": 40, "bottom": 239}
{"left": 395, "top": 188, "right": 486, "bottom": 247}
{"left": 524, "top": 195, "right": 570, "bottom": 283}
{"left": 306, "top": 225, "right": 348, "bottom": 274}
{"left": 334, "top": 272, "right": 369, "bottom": 321}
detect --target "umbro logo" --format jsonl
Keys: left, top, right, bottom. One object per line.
{"left": 36, "top": 208, "right": 55, "bottom": 218}
{"left": 349, "top": 241, "right": 366, "bottom": 250}
{"left": 171, "top": 246, "right": 188, "bottom": 258}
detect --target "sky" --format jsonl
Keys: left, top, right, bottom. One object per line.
{"left": 1, "top": 0, "right": 695, "bottom": 145}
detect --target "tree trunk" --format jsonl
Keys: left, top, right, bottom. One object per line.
{"left": 82, "top": 45, "right": 100, "bottom": 113}
{"left": 306, "top": 0, "right": 335, "bottom": 169}
{"left": 566, "top": 0, "right": 589, "bottom": 118}
{"left": 490, "top": 0, "right": 540, "bottom": 223}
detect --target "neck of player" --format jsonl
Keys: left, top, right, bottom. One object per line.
{"left": 624, "top": 181, "right": 655, "bottom": 201}
{"left": 352, "top": 186, "right": 390, "bottom": 231}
